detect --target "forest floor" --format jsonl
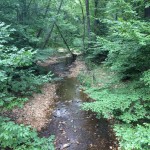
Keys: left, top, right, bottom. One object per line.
{"left": 7, "top": 57, "right": 86, "bottom": 131}
{"left": 11, "top": 83, "right": 56, "bottom": 131}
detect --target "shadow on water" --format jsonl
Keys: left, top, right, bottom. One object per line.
{"left": 40, "top": 77, "right": 118, "bottom": 150}
{"left": 46, "top": 56, "right": 74, "bottom": 77}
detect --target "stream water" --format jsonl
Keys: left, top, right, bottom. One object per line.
{"left": 40, "top": 57, "right": 118, "bottom": 150}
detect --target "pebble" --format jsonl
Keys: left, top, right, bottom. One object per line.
{"left": 60, "top": 143, "right": 71, "bottom": 149}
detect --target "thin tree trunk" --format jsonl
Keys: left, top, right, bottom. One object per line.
{"left": 37, "top": 0, "right": 51, "bottom": 38}
{"left": 26, "top": 0, "right": 33, "bottom": 22}
{"left": 145, "top": 6, "right": 150, "bottom": 18}
{"left": 23, "top": 0, "right": 27, "bottom": 25}
{"left": 55, "top": 22, "right": 73, "bottom": 56}
{"left": 17, "top": 6, "right": 19, "bottom": 22}
{"left": 115, "top": 13, "right": 118, "bottom": 20}
{"left": 36, "top": 28, "right": 43, "bottom": 39}
{"left": 27, "top": 0, "right": 33, "bottom": 12}
{"left": 42, "top": 0, "right": 63, "bottom": 49}
{"left": 94, "top": 0, "right": 99, "bottom": 34}
{"left": 79, "top": 0, "right": 86, "bottom": 50}
{"left": 85, "top": 0, "right": 91, "bottom": 46}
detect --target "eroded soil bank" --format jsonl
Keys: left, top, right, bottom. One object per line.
{"left": 10, "top": 83, "right": 56, "bottom": 131}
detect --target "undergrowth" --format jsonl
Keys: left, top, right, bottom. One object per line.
{"left": 0, "top": 117, "right": 55, "bottom": 150}
{"left": 0, "top": 23, "right": 55, "bottom": 149}
{"left": 79, "top": 65, "right": 150, "bottom": 150}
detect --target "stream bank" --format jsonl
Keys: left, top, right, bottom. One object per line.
{"left": 39, "top": 55, "right": 117, "bottom": 149}
{"left": 4, "top": 55, "right": 118, "bottom": 149}
{"left": 10, "top": 83, "right": 56, "bottom": 131}
{"left": 4, "top": 56, "right": 86, "bottom": 131}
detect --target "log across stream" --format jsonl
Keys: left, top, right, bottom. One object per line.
{"left": 39, "top": 56, "right": 118, "bottom": 150}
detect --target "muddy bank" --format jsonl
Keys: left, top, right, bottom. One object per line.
{"left": 37, "top": 55, "right": 71, "bottom": 67}
{"left": 68, "top": 60, "right": 86, "bottom": 78}
{"left": 38, "top": 54, "right": 86, "bottom": 78}
{"left": 7, "top": 83, "right": 56, "bottom": 131}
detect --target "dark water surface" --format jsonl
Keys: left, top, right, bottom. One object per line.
{"left": 40, "top": 77, "right": 118, "bottom": 150}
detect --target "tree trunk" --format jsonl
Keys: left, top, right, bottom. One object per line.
{"left": 22, "top": 0, "right": 27, "bottom": 25}
{"left": 18, "top": 0, "right": 32, "bottom": 25}
{"left": 94, "top": 0, "right": 99, "bottom": 34}
{"left": 37, "top": 0, "right": 51, "bottom": 38}
{"left": 85, "top": 0, "right": 91, "bottom": 46}
{"left": 79, "top": 0, "right": 86, "bottom": 50}
{"left": 27, "top": 0, "right": 33, "bottom": 12}
{"left": 42, "top": 0, "right": 63, "bottom": 49}
{"left": 145, "top": 6, "right": 150, "bottom": 18}
{"left": 55, "top": 23, "right": 73, "bottom": 57}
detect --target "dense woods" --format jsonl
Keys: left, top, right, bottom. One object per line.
{"left": 0, "top": 0, "right": 150, "bottom": 150}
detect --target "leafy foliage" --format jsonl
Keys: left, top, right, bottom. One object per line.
{"left": 80, "top": 1, "right": 150, "bottom": 149}
{"left": 83, "top": 79, "right": 149, "bottom": 123}
{"left": 0, "top": 23, "right": 53, "bottom": 110}
{"left": 81, "top": 67, "right": 150, "bottom": 149}
{"left": 0, "top": 117, "right": 55, "bottom": 150}
{"left": 114, "top": 123, "right": 150, "bottom": 150}
{"left": 0, "top": 23, "right": 54, "bottom": 149}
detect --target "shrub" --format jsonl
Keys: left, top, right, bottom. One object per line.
{"left": 0, "top": 117, "right": 55, "bottom": 150}
{"left": 0, "top": 22, "right": 55, "bottom": 149}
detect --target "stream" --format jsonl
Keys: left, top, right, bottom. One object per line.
{"left": 40, "top": 57, "right": 118, "bottom": 150}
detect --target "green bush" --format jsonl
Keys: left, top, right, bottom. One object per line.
{"left": 81, "top": 18, "right": 150, "bottom": 149}
{"left": 84, "top": 81, "right": 149, "bottom": 121}
{"left": 0, "top": 23, "right": 55, "bottom": 149}
{"left": 81, "top": 67, "right": 150, "bottom": 149}
{"left": 114, "top": 123, "right": 150, "bottom": 150}
{"left": 81, "top": 3, "right": 150, "bottom": 149}
{"left": 0, "top": 23, "right": 53, "bottom": 110}
{"left": 0, "top": 117, "right": 55, "bottom": 150}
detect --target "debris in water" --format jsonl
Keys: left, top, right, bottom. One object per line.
{"left": 61, "top": 143, "right": 71, "bottom": 149}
